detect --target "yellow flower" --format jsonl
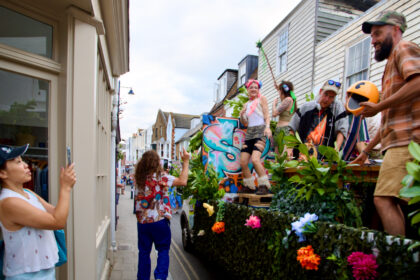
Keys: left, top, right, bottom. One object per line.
{"left": 203, "top": 203, "right": 214, "bottom": 217}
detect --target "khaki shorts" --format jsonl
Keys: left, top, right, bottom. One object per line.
{"left": 374, "top": 146, "right": 413, "bottom": 199}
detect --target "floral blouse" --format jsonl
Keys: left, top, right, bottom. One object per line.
{"left": 135, "top": 174, "right": 175, "bottom": 224}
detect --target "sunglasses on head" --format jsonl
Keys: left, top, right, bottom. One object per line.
{"left": 327, "top": 80, "right": 341, "bottom": 88}
{"left": 282, "top": 84, "right": 290, "bottom": 92}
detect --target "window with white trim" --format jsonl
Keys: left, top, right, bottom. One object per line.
{"left": 276, "top": 26, "right": 288, "bottom": 74}
{"left": 238, "top": 62, "right": 246, "bottom": 87}
{"left": 345, "top": 37, "right": 371, "bottom": 90}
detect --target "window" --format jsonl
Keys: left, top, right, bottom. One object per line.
{"left": 345, "top": 37, "right": 371, "bottom": 90}
{"left": 238, "top": 63, "right": 246, "bottom": 86}
{"left": 0, "top": 6, "right": 53, "bottom": 58}
{"left": 276, "top": 26, "right": 288, "bottom": 74}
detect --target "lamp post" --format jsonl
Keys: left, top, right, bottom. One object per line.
{"left": 120, "top": 85, "right": 135, "bottom": 95}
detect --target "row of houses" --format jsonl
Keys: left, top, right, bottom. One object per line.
{"left": 125, "top": 0, "right": 419, "bottom": 170}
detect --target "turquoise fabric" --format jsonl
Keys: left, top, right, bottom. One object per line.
{"left": 5, "top": 268, "right": 55, "bottom": 280}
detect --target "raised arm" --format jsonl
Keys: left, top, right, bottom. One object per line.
{"left": 1, "top": 164, "right": 76, "bottom": 230}
{"left": 172, "top": 148, "right": 190, "bottom": 186}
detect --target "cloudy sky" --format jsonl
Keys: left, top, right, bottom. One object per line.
{"left": 119, "top": 0, "right": 301, "bottom": 139}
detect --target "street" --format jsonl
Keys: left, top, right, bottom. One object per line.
{"left": 110, "top": 190, "right": 227, "bottom": 280}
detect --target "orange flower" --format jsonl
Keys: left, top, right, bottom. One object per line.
{"left": 297, "top": 245, "right": 321, "bottom": 270}
{"left": 212, "top": 221, "right": 225, "bottom": 234}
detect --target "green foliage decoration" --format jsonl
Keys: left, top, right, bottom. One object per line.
{"left": 224, "top": 86, "right": 249, "bottom": 118}
{"left": 178, "top": 153, "right": 225, "bottom": 204}
{"left": 400, "top": 141, "right": 420, "bottom": 249}
{"left": 191, "top": 203, "right": 420, "bottom": 279}
{"left": 187, "top": 130, "right": 203, "bottom": 153}
{"left": 268, "top": 134, "right": 362, "bottom": 227}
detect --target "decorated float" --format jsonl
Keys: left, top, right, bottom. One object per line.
{"left": 174, "top": 113, "right": 420, "bottom": 279}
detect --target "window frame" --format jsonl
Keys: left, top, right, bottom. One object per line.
{"left": 276, "top": 25, "right": 289, "bottom": 75}
{"left": 344, "top": 37, "right": 371, "bottom": 92}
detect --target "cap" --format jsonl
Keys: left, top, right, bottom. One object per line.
{"left": 362, "top": 10, "right": 407, "bottom": 34}
{"left": 321, "top": 80, "right": 341, "bottom": 95}
{"left": 0, "top": 144, "right": 29, "bottom": 165}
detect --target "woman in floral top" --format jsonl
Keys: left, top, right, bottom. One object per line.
{"left": 134, "top": 149, "right": 190, "bottom": 280}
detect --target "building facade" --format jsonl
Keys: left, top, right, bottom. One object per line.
{"left": 0, "top": 0, "right": 129, "bottom": 279}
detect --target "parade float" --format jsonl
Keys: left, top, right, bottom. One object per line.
{"left": 176, "top": 114, "right": 420, "bottom": 279}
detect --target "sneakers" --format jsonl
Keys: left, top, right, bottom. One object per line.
{"left": 255, "top": 185, "right": 269, "bottom": 195}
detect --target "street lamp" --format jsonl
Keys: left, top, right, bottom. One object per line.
{"left": 121, "top": 85, "right": 135, "bottom": 95}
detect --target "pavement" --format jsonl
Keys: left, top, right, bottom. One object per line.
{"left": 109, "top": 191, "right": 173, "bottom": 280}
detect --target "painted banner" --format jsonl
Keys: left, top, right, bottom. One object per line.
{"left": 201, "top": 115, "right": 271, "bottom": 199}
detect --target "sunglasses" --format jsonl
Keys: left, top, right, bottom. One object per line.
{"left": 282, "top": 84, "right": 290, "bottom": 92}
{"left": 327, "top": 80, "right": 341, "bottom": 88}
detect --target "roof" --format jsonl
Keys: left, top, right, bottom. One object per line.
{"left": 176, "top": 123, "right": 202, "bottom": 143}
{"left": 171, "top": 113, "right": 199, "bottom": 129}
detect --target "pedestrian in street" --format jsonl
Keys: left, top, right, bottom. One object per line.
{"left": 0, "top": 144, "right": 76, "bottom": 279}
{"left": 239, "top": 79, "right": 272, "bottom": 195}
{"left": 352, "top": 11, "right": 420, "bottom": 236}
{"left": 134, "top": 148, "right": 190, "bottom": 280}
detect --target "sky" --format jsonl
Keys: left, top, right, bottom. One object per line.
{"left": 119, "top": 0, "right": 301, "bottom": 140}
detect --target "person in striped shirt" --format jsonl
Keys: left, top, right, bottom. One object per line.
{"left": 352, "top": 11, "right": 420, "bottom": 236}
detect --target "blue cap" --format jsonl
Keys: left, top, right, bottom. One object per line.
{"left": 0, "top": 144, "right": 29, "bottom": 165}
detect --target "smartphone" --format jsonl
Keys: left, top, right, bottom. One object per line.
{"left": 66, "top": 146, "right": 72, "bottom": 166}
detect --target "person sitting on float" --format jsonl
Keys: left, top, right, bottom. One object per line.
{"left": 239, "top": 79, "right": 272, "bottom": 195}
{"left": 288, "top": 79, "right": 348, "bottom": 159}
{"left": 272, "top": 80, "right": 297, "bottom": 155}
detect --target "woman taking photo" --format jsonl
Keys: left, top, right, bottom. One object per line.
{"left": 272, "top": 81, "right": 297, "bottom": 155}
{"left": 0, "top": 144, "right": 76, "bottom": 279}
{"left": 239, "top": 79, "right": 272, "bottom": 195}
{"left": 134, "top": 148, "right": 190, "bottom": 280}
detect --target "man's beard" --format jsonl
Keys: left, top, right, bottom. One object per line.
{"left": 374, "top": 35, "right": 393, "bottom": 62}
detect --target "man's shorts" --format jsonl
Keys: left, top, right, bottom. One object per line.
{"left": 374, "top": 146, "right": 413, "bottom": 199}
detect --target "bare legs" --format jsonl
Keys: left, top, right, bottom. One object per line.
{"left": 374, "top": 196, "right": 405, "bottom": 236}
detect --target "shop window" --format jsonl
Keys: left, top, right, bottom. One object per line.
{"left": 0, "top": 6, "right": 53, "bottom": 58}
{"left": 0, "top": 69, "right": 49, "bottom": 200}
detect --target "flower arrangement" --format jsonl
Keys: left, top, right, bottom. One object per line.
{"left": 291, "top": 213, "right": 318, "bottom": 242}
{"left": 203, "top": 203, "right": 214, "bottom": 217}
{"left": 296, "top": 245, "right": 321, "bottom": 270}
{"left": 212, "top": 200, "right": 226, "bottom": 234}
{"left": 347, "top": 252, "right": 378, "bottom": 280}
{"left": 245, "top": 215, "right": 261, "bottom": 229}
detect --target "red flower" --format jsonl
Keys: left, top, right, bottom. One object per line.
{"left": 347, "top": 252, "right": 378, "bottom": 280}
{"left": 297, "top": 245, "right": 321, "bottom": 270}
{"left": 212, "top": 222, "right": 225, "bottom": 234}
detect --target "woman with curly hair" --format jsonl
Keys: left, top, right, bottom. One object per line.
{"left": 134, "top": 148, "right": 190, "bottom": 280}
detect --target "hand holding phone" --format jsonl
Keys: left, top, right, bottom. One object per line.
{"left": 66, "top": 146, "right": 72, "bottom": 166}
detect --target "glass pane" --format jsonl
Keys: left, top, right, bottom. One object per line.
{"left": 0, "top": 69, "right": 49, "bottom": 200}
{"left": 0, "top": 6, "right": 53, "bottom": 58}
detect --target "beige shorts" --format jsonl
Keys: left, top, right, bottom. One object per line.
{"left": 374, "top": 146, "right": 413, "bottom": 199}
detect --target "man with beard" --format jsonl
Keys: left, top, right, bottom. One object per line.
{"left": 352, "top": 11, "right": 420, "bottom": 236}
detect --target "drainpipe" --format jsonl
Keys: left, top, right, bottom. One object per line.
{"left": 110, "top": 84, "right": 118, "bottom": 252}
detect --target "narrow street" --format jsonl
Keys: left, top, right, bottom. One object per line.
{"left": 110, "top": 190, "right": 226, "bottom": 280}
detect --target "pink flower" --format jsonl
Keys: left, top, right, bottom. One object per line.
{"left": 245, "top": 215, "right": 261, "bottom": 229}
{"left": 347, "top": 252, "right": 378, "bottom": 280}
